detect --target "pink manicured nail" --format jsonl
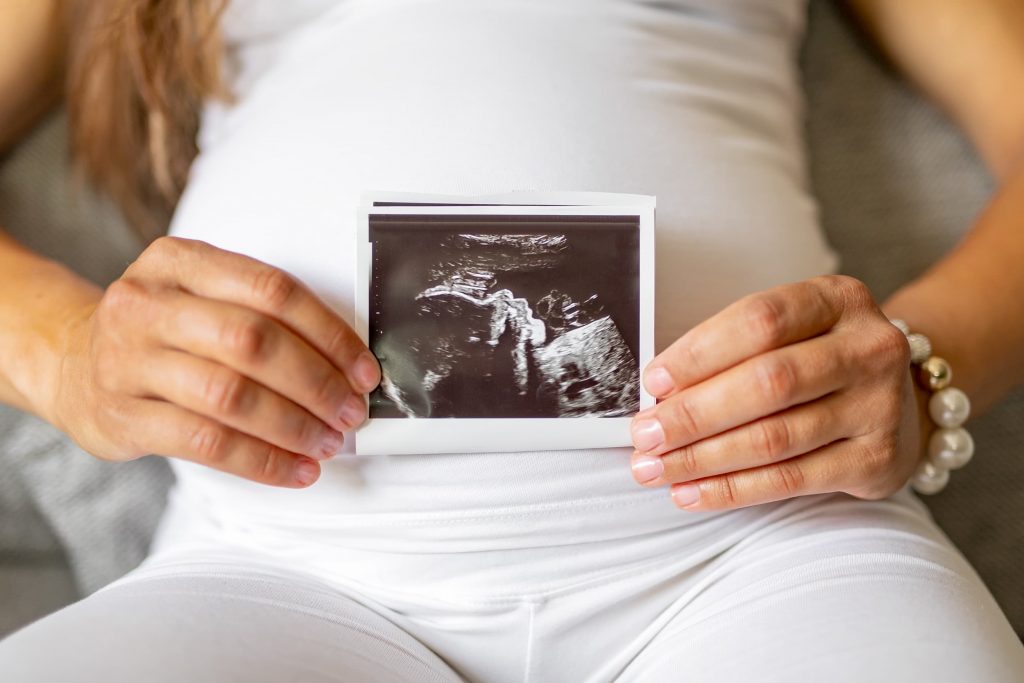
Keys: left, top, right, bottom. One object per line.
{"left": 645, "top": 366, "right": 674, "bottom": 397}
{"left": 632, "top": 455, "right": 664, "bottom": 484}
{"left": 295, "top": 458, "right": 321, "bottom": 487}
{"left": 672, "top": 484, "right": 700, "bottom": 508}
{"left": 318, "top": 429, "right": 345, "bottom": 459}
{"left": 353, "top": 351, "right": 381, "bottom": 392}
{"left": 339, "top": 394, "right": 366, "bottom": 429}
{"left": 631, "top": 417, "right": 665, "bottom": 452}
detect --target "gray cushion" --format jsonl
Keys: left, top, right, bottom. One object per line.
{"left": 0, "top": 562, "right": 78, "bottom": 639}
{"left": 0, "top": 409, "right": 172, "bottom": 595}
{"left": 0, "top": 448, "right": 61, "bottom": 559}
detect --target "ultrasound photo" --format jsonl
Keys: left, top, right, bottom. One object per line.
{"left": 367, "top": 213, "right": 641, "bottom": 420}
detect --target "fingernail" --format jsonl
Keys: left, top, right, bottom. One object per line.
{"left": 645, "top": 366, "right": 674, "bottom": 397}
{"left": 632, "top": 455, "right": 664, "bottom": 484}
{"left": 318, "top": 429, "right": 345, "bottom": 459}
{"left": 672, "top": 483, "right": 700, "bottom": 508}
{"left": 339, "top": 394, "right": 366, "bottom": 429}
{"left": 353, "top": 351, "right": 381, "bottom": 392}
{"left": 295, "top": 458, "right": 321, "bottom": 487}
{"left": 631, "top": 417, "right": 665, "bottom": 453}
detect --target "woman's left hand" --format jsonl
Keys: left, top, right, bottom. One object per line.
{"left": 630, "top": 275, "right": 925, "bottom": 511}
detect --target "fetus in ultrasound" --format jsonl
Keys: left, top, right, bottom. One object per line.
{"left": 368, "top": 217, "right": 641, "bottom": 419}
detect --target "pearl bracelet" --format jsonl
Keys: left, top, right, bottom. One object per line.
{"left": 890, "top": 319, "right": 974, "bottom": 495}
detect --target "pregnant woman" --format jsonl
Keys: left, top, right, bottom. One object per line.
{"left": 1, "top": 0, "right": 1023, "bottom": 680}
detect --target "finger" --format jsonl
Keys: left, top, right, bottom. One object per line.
{"left": 631, "top": 392, "right": 851, "bottom": 487}
{"left": 667, "top": 440, "right": 854, "bottom": 511}
{"left": 631, "top": 332, "right": 848, "bottom": 456}
{"left": 124, "top": 398, "right": 321, "bottom": 488}
{"left": 147, "top": 289, "right": 367, "bottom": 432}
{"left": 129, "top": 237, "right": 380, "bottom": 393}
{"left": 642, "top": 276, "right": 873, "bottom": 399}
{"left": 131, "top": 349, "right": 346, "bottom": 461}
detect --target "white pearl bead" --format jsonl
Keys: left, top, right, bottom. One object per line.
{"left": 890, "top": 319, "right": 910, "bottom": 336}
{"left": 928, "top": 427, "right": 974, "bottom": 470}
{"left": 929, "top": 387, "right": 971, "bottom": 428}
{"left": 907, "top": 333, "right": 932, "bottom": 364}
{"left": 910, "top": 460, "right": 950, "bottom": 495}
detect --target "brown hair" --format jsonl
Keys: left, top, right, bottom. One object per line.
{"left": 67, "top": 0, "right": 228, "bottom": 240}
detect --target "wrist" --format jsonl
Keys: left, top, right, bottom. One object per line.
{"left": 883, "top": 285, "right": 971, "bottom": 391}
{"left": 42, "top": 297, "right": 99, "bottom": 432}
{"left": 889, "top": 318, "right": 975, "bottom": 495}
{"left": 1, "top": 258, "right": 102, "bottom": 427}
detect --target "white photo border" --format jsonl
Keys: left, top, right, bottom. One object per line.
{"left": 355, "top": 199, "right": 655, "bottom": 456}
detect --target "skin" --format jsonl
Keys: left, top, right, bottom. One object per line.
{"left": 630, "top": 0, "right": 1024, "bottom": 510}
{"left": 0, "top": 231, "right": 381, "bottom": 489}
{"left": 0, "top": 1, "right": 1021, "bottom": 498}
{"left": 0, "top": 1, "right": 379, "bottom": 489}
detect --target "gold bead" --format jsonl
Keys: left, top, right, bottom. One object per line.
{"left": 918, "top": 356, "right": 953, "bottom": 391}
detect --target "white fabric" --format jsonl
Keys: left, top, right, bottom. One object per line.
{"left": 165, "top": 0, "right": 838, "bottom": 537}
{"left": 3, "top": 0, "right": 1022, "bottom": 679}
{"left": 1, "top": 488, "right": 1022, "bottom": 681}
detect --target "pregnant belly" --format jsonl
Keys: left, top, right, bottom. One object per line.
{"left": 165, "top": 0, "right": 835, "bottom": 530}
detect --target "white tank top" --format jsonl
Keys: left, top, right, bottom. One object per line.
{"left": 167, "top": 0, "right": 838, "bottom": 549}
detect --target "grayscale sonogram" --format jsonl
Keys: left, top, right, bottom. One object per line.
{"left": 367, "top": 214, "right": 641, "bottom": 419}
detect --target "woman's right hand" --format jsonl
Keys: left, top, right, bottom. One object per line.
{"left": 50, "top": 236, "right": 380, "bottom": 488}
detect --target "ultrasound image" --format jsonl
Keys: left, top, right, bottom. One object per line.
{"left": 368, "top": 214, "right": 640, "bottom": 419}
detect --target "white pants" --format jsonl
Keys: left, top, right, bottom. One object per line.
{"left": 1, "top": 484, "right": 1022, "bottom": 682}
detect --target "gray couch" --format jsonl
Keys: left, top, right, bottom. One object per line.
{"left": 1, "top": 1, "right": 1021, "bottom": 640}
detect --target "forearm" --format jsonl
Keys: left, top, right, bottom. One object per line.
{"left": 846, "top": 0, "right": 1024, "bottom": 180}
{"left": 882, "top": 157, "right": 1024, "bottom": 415}
{"left": 0, "top": 230, "right": 101, "bottom": 421}
{"left": 0, "top": 0, "right": 64, "bottom": 155}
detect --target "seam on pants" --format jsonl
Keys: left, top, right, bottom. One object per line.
{"left": 108, "top": 580, "right": 461, "bottom": 681}
{"left": 523, "top": 598, "right": 543, "bottom": 683}
{"left": 103, "top": 557, "right": 360, "bottom": 598}
{"left": 130, "top": 496, "right": 937, "bottom": 609}
{"left": 590, "top": 523, "right": 946, "bottom": 681}
{"left": 607, "top": 551, "right": 971, "bottom": 681}
{"left": 134, "top": 498, "right": 829, "bottom": 608}
{"left": 701, "top": 526, "right": 958, "bottom": 585}
{"left": 121, "top": 551, "right": 699, "bottom": 608}
{"left": 616, "top": 560, "right": 977, "bottom": 679}
{"left": 663, "top": 551, "right": 967, "bottom": 635}
{"left": 136, "top": 498, "right": 947, "bottom": 604}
